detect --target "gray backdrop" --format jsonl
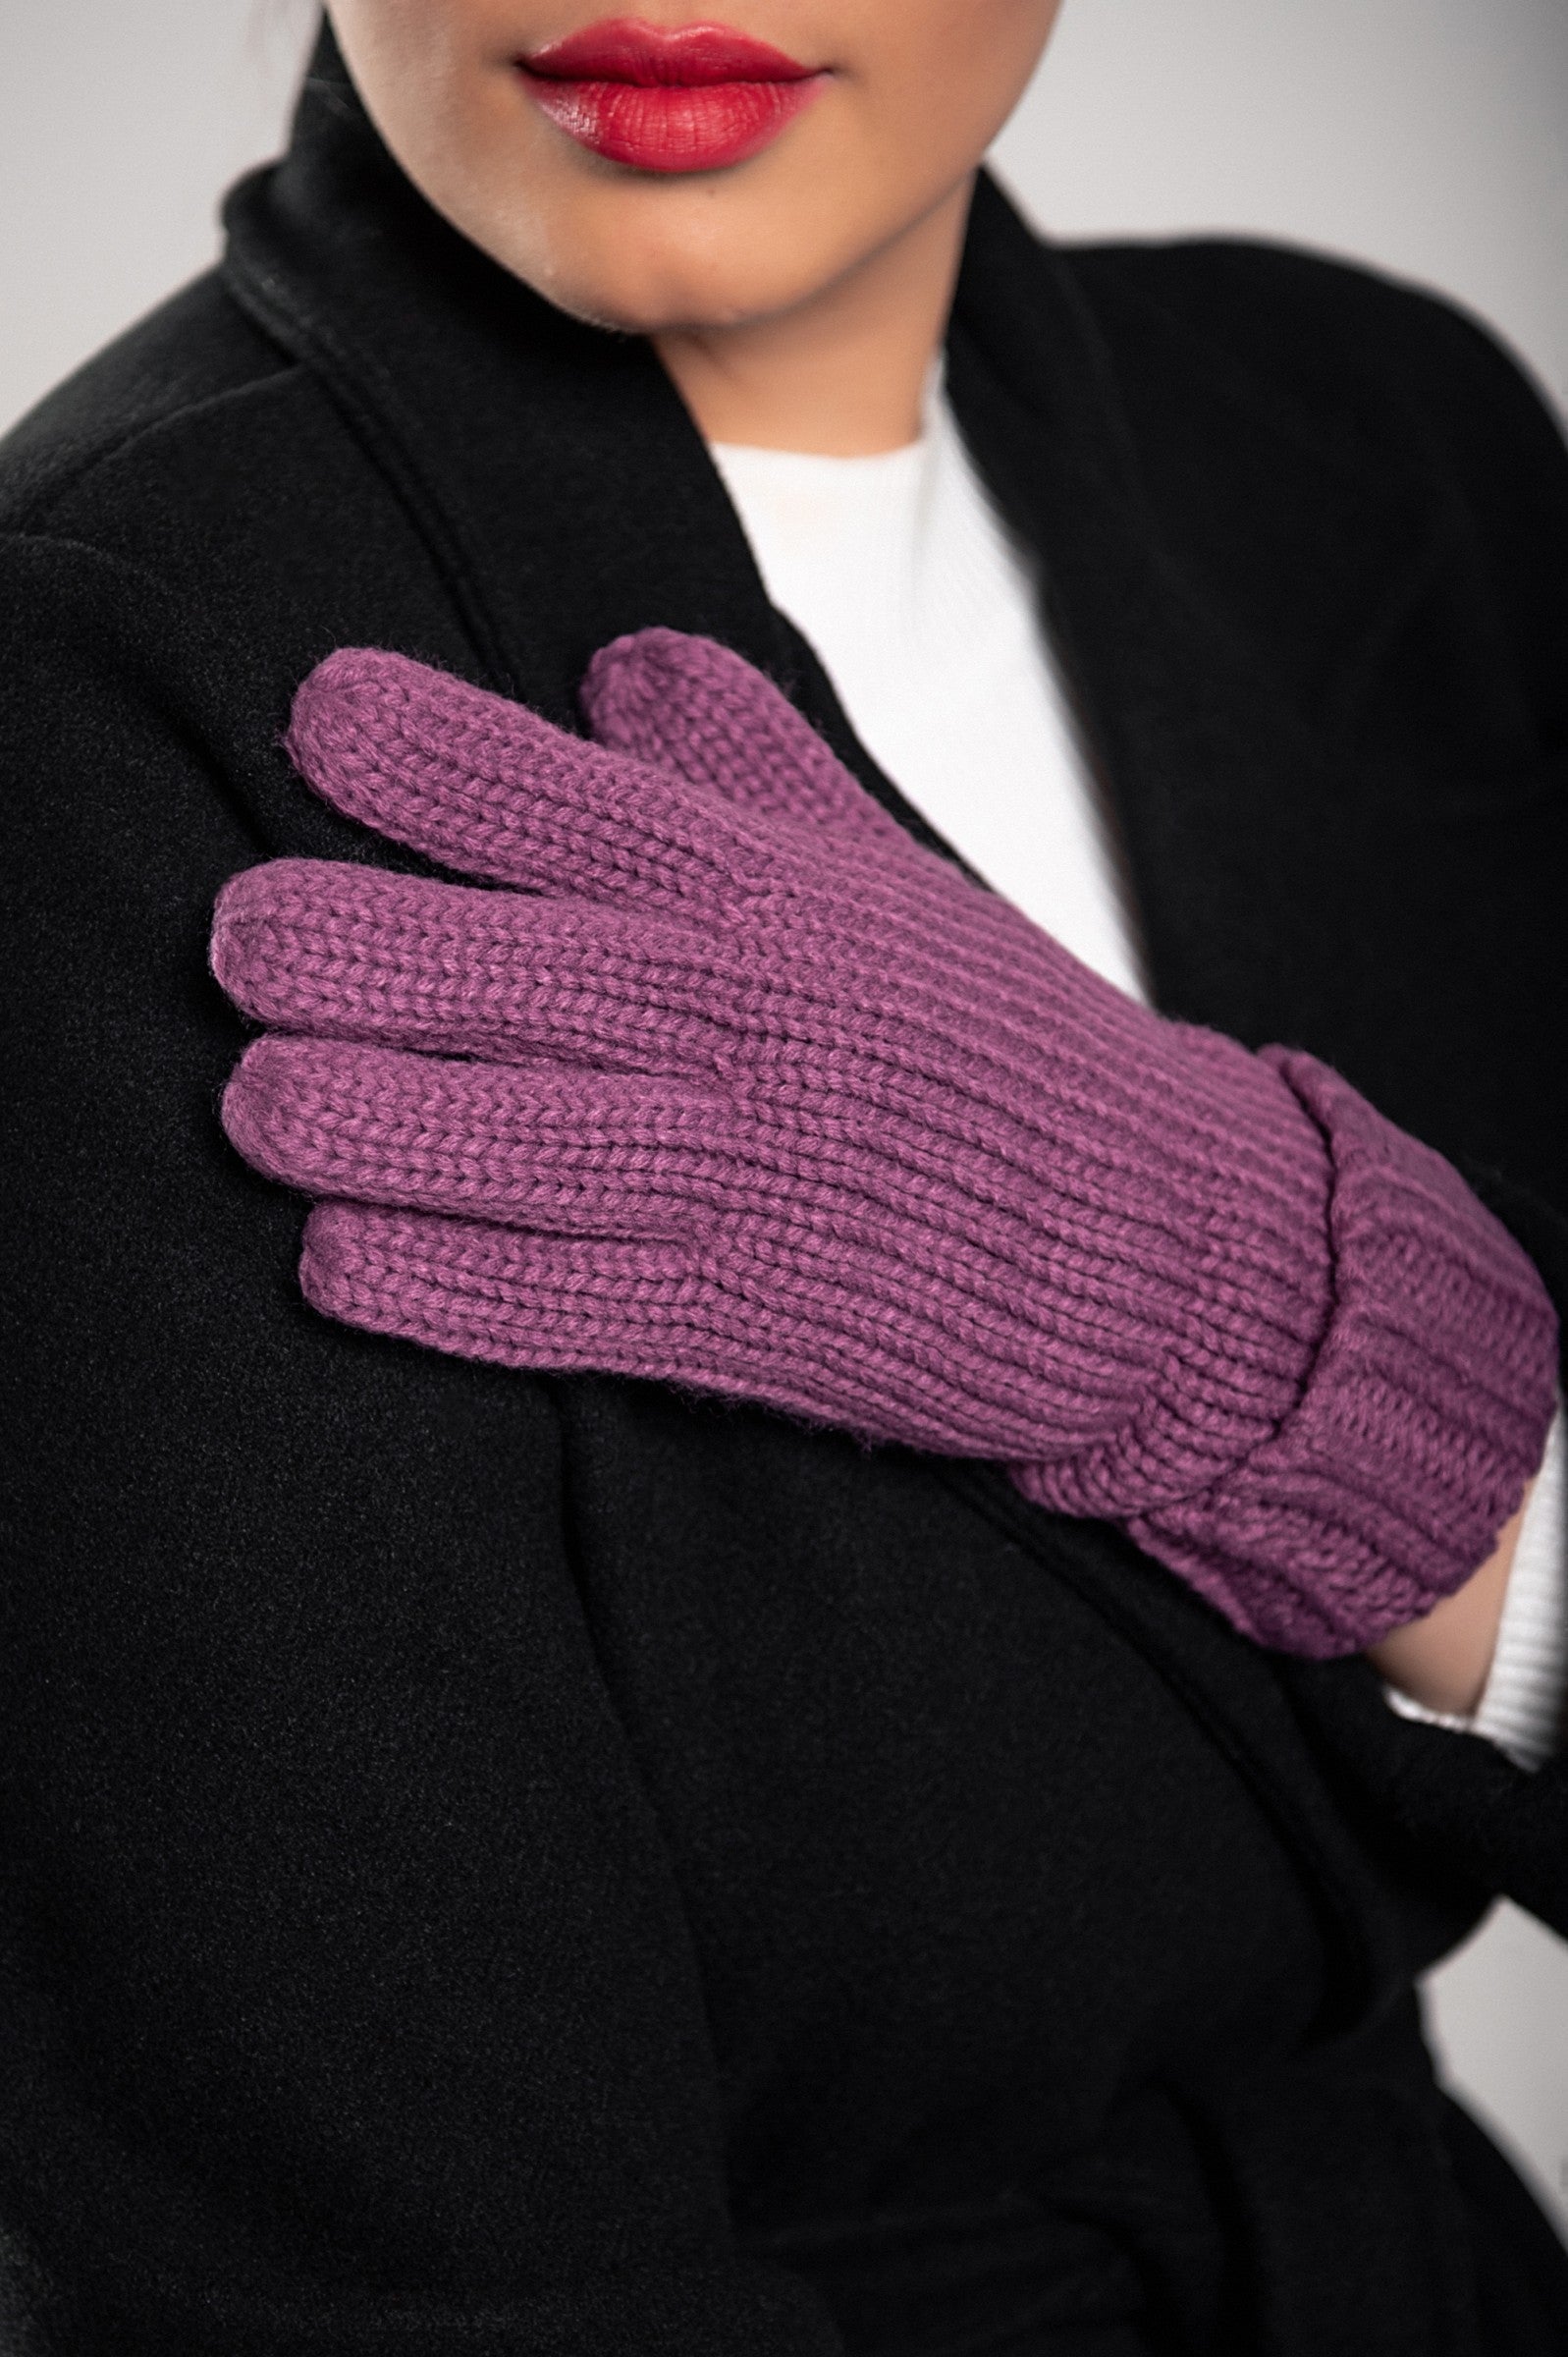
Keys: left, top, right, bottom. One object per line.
{"left": 4, "top": 0, "right": 1566, "bottom": 2238}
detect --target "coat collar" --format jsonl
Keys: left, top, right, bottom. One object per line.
{"left": 223, "top": 28, "right": 786, "bottom": 724}
{"left": 221, "top": 27, "right": 1415, "bottom": 1040}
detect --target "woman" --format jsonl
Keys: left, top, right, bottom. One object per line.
{"left": 1, "top": 5, "right": 1565, "bottom": 2350}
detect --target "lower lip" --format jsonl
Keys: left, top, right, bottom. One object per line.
{"left": 522, "top": 73, "right": 826, "bottom": 173}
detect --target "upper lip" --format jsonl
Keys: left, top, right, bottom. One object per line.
{"left": 521, "top": 17, "right": 815, "bottom": 83}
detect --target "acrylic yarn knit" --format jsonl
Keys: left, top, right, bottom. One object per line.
{"left": 211, "top": 633, "right": 1558, "bottom": 1656}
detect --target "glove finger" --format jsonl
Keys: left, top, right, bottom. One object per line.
{"left": 299, "top": 1205, "right": 1061, "bottom": 1462}
{"left": 301, "top": 1202, "right": 706, "bottom": 1374}
{"left": 222, "top": 1035, "right": 730, "bottom": 1238}
{"left": 211, "top": 859, "right": 737, "bottom": 1075}
{"left": 287, "top": 646, "right": 773, "bottom": 908}
{"left": 581, "top": 629, "right": 909, "bottom": 850}
{"left": 233, "top": 1034, "right": 1145, "bottom": 1434}
{"left": 580, "top": 634, "right": 1087, "bottom": 1019}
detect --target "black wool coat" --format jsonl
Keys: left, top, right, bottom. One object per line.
{"left": 2, "top": 32, "right": 1567, "bottom": 2357}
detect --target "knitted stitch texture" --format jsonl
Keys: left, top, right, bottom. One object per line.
{"left": 211, "top": 634, "right": 1558, "bottom": 1656}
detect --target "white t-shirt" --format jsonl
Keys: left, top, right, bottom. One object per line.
{"left": 711, "top": 394, "right": 1566, "bottom": 1771}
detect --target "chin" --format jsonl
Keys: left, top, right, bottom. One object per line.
{"left": 541, "top": 266, "right": 812, "bottom": 339}
{"left": 509, "top": 205, "right": 838, "bottom": 339}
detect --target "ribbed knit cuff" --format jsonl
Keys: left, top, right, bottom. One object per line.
{"left": 1125, "top": 1049, "right": 1560, "bottom": 1659}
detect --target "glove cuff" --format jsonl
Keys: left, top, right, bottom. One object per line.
{"left": 1115, "top": 1049, "right": 1558, "bottom": 1657}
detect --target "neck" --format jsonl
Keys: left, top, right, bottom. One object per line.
{"left": 654, "top": 178, "right": 972, "bottom": 457}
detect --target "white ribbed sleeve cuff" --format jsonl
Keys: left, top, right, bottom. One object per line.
{"left": 1386, "top": 1402, "right": 1566, "bottom": 1771}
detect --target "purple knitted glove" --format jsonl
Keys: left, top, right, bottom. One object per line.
{"left": 211, "top": 634, "right": 1558, "bottom": 1656}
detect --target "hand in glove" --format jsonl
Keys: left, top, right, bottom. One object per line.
{"left": 211, "top": 631, "right": 1557, "bottom": 1657}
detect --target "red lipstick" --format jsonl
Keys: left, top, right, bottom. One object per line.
{"left": 520, "top": 19, "right": 827, "bottom": 175}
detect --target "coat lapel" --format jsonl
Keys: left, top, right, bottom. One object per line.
{"left": 946, "top": 173, "right": 1433, "bottom": 1047}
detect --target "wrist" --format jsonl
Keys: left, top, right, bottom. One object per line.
{"left": 1367, "top": 1487, "right": 1527, "bottom": 1716}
